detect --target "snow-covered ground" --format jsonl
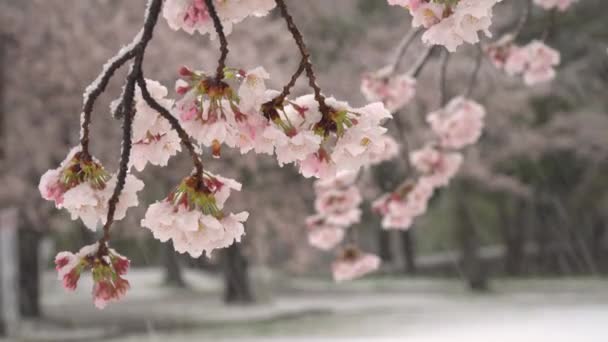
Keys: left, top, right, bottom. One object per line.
{"left": 11, "top": 269, "right": 608, "bottom": 341}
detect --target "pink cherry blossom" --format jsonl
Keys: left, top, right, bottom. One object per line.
{"left": 378, "top": 179, "right": 434, "bottom": 230}
{"left": 39, "top": 147, "right": 144, "bottom": 230}
{"left": 410, "top": 145, "right": 463, "bottom": 187}
{"left": 131, "top": 79, "right": 181, "bottom": 172}
{"left": 55, "top": 243, "right": 131, "bottom": 309}
{"left": 522, "top": 41, "right": 561, "bottom": 85}
{"left": 360, "top": 72, "right": 416, "bottom": 113}
{"left": 368, "top": 135, "right": 400, "bottom": 165}
{"left": 533, "top": 0, "right": 578, "bottom": 11}
{"left": 332, "top": 248, "right": 381, "bottom": 282}
{"left": 141, "top": 173, "right": 248, "bottom": 258}
{"left": 163, "top": 0, "right": 276, "bottom": 37}
{"left": 314, "top": 186, "right": 363, "bottom": 227}
{"left": 492, "top": 40, "right": 561, "bottom": 85}
{"left": 306, "top": 214, "right": 345, "bottom": 251}
{"left": 409, "top": 0, "right": 502, "bottom": 52}
{"left": 427, "top": 96, "right": 486, "bottom": 149}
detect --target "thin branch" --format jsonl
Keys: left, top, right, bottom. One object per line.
{"left": 541, "top": 9, "right": 557, "bottom": 42}
{"left": 79, "top": 31, "right": 143, "bottom": 158}
{"left": 99, "top": 0, "right": 163, "bottom": 251}
{"left": 407, "top": 45, "right": 435, "bottom": 78}
{"left": 439, "top": 48, "right": 450, "bottom": 107}
{"left": 386, "top": 28, "right": 421, "bottom": 75}
{"left": 275, "top": 0, "right": 330, "bottom": 116}
{"left": 512, "top": 0, "right": 532, "bottom": 38}
{"left": 392, "top": 112, "right": 412, "bottom": 175}
{"left": 273, "top": 57, "right": 306, "bottom": 105}
{"left": 136, "top": 75, "right": 205, "bottom": 184}
{"left": 465, "top": 45, "right": 484, "bottom": 98}
{"left": 205, "top": 0, "right": 229, "bottom": 81}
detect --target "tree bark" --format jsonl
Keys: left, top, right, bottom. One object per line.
{"left": 163, "top": 241, "right": 186, "bottom": 287}
{"left": 456, "top": 188, "right": 488, "bottom": 291}
{"left": 377, "top": 229, "right": 392, "bottom": 262}
{"left": 400, "top": 230, "right": 416, "bottom": 274}
{"left": 501, "top": 200, "right": 525, "bottom": 276}
{"left": 222, "top": 244, "right": 253, "bottom": 304}
{"left": 18, "top": 225, "right": 41, "bottom": 318}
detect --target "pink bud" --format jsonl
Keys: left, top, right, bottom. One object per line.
{"left": 177, "top": 85, "right": 191, "bottom": 95}
{"left": 179, "top": 66, "right": 193, "bottom": 77}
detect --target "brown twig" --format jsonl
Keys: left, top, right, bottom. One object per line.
{"left": 273, "top": 57, "right": 306, "bottom": 105}
{"left": 439, "top": 48, "right": 450, "bottom": 107}
{"left": 205, "top": 0, "right": 229, "bottom": 81}
{"left": 513, "top": 0, "right": 532, "bottom": 38}
{"left": 388, "top": 28, "right": 421, "bottom": 75}
{"left": 407, "top": 45, "right": 435, "bottom": 78}
{"left": 80, "top": 42, "right": 140, "bottom": 158}
{"left": 465, "top": 45, "right": 484, "bottom": 98}
{"left": 136, "top": 75, "right": 205, "bottom": 185}
{"left": 275, "top": 0, "right": 331, "bottom": 116}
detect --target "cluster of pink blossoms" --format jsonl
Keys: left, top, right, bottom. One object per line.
{"left": 332, "top": 246, "right": 381, "bottom": 282}
{"left": 388, "top": 0, "right": 502, "bottom": 52}
{"left": 141, "top": 173, "right": 248, "bottom": 258}
{"left": 39, "top": 147, "right": 144, "bottom": 230}
{"left": 486, "top": 38, "right": 561, "bottom": 85}
{"left": 360, "top": 72, "right": 417, "bottom": 113}
{"left": 130, "top": 79, "right": 182, "bottom": 171}
{"left": 175, "top": 66, "right": 395, "bottom": 180}
{"left": 55, "top": 243, "right": 130, "bottom": 309}
{"left": 305, "top": 171, "right": 362, "bottom": 251}
{"left": 163, "top": 0, "right": 276, "bottom": 36}
{"left": 374, "top": 97, "right": 485, "bottom": 229}
{"left": 533, "top": 0, "right": 578, "bottom": 11}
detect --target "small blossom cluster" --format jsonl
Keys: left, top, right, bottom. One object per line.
{"left": 39, "top": 147, "right": 144, "bottom": 230}
{"left": 141, "top": 172, "right": 248, "bottom": 258}
{"left": 533, "top": 0, "right": 578, "bottom": 11}
{"left": 163, "top": 0, "right": 276, "bottom": 36}
{"left": 388, "top": 0, "right": 502, "bottom": 52}
{"left": 305, "top": 172, "right": 382, "bottom": 281}
{"left": 55, "top": 243, "right": 130, "bottom": 309}
{"left": 374, "top": 97, "right": 485, "bottom": 229}
{"left": 174, "top": 66, "right": 274, "bottom": 158}
{"left": 332, "top": 246, "right": 381, "bottom": 282}
{"left": 305, "top": 171, "right": 361, "bottom": 251}
{"left": 175, "top": 66, "right": 395, "bottom": 180}
{"left": 130, "top": 79, "right": 182, "bottom": 172}
{"left": 360, "top": 72, "right": 416, "bottom": 113}
{"left": 485, "top": 38, "right": 561, "bottom": 85}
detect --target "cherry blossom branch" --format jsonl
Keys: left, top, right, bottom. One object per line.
{"left": 79, "top": 32, "right": 142, "bottom": 158}
{"left": 275, "top": 0, "right": 331, "bottom": 116}
{"left": 205, "top": 0, "right": 229, "bottom": 81}
{"left": 465, "top": 45, "right": 484, "bottom": 98}
{"left": 407, "top": 45, "right": 435, "bottom": 78}
{"left": 512, "top": 0, "right": 532, "bottom": 38}
{"left": 541, "top": 9, "right": 557, "bottom": 41}
{"left": 136, "top": 75, "right": 205, "bottom": 185}
{"left": 384, "top": 28, "right": 421, "bottom": 75}
{"left": 273, "top": 57, "right": 307, "bottom": 105}
{"left": 439, "top": 48, "right": 450, "bottom": 107}
{"left": 99, "top": 0, "right": 163, "bottom": 252}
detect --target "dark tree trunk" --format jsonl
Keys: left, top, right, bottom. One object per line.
{"left": 400, "top": 230, "right": 416, "bottom": 274}
{"left": 222, "top": 244, "right": 253, "bottom": 304}
{"left": 377, "top": 230, "right": 392, "bottom": 262}
{"left": 163, "top": 241, "right": 186, "bottom": 287}
{"left": 501, "top": 200, "right": 525, "bottom": 276}
{"left": 18, "top": 226, "right": 41, "bottom": 318}
{"left": 591, "top": 218, "right": 606, "bottom": 274}
{"left": 456, "top": 191, "right": 488, "bottom": 291}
